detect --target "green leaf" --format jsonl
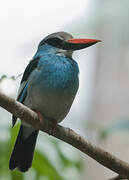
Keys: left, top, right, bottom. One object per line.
{"left": 11, "top": 170, "right": 24, "bottom": 180}
{"left": 9, "top": 123, "right": 21, "bottom": 148}
{"left": 51, "top": 140, "right": 83, "bottom": 171}
{"left": 33, "top": 150, "right": 65, "bottom": 180}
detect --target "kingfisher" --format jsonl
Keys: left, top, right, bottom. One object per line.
{"left": 9, "top": 31, "right": 100, "bottom": 172}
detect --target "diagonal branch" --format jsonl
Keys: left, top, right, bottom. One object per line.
{"left": 0, "top": 91, "right": 129, "bottom": 179}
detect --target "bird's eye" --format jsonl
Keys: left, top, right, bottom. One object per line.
{"left": 44, "top": 37, "right": 63, "bottom": 48}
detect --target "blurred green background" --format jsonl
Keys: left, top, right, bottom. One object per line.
{"left": 0, "top": 0, "right": 129, "bottom": 179}
{"left": 0, "top": 118, "right": 83, "bottom": 180}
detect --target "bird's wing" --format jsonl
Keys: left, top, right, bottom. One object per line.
{"left": 12, "top": 56, "right": 40, "bottom": 127}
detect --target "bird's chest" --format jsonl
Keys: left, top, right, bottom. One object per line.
{"left": 29, "top": 65, "right": 78, "bottom": 102}
{"left": 30, "top": 57, "right": 79, "bottom": 94}
{"left": 26, "top": 57, "right": 79, "bottom": 121}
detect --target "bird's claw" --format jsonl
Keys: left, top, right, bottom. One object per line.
{"left": 33, "top": 110, "right": 44, "bottom": 124}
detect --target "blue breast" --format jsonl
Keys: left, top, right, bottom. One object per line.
{"left": 33, "top": 45, "right": 79, "bottom": 93}
{"left": 26, "top": 45, "right": 79, "bottom": 121}
{"left": 39, "top": 55, "right": 78, "bottom": 91}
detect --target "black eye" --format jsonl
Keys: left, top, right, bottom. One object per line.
{"left": 44, "top": 37, "right": 63, "bottom": 48}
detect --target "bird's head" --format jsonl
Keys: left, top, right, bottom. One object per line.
{"left": 38, "top": 31, "right": 101, "bottom": 58}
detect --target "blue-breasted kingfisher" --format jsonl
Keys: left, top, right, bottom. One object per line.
{"left": 9, "top": 32, "right": 100, "bottom": 172}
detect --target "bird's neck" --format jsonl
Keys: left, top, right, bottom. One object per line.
{"left": 34, "top": 44, "right": 73, "bottom": 59}
{"left": 34, "top": 47, "right": 79, "bottom": 91}
{"left": 34, "top": 44, "right": 58, "bottom": 58}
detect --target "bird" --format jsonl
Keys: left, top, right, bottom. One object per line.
{"left": 9, "top": 31, "right": 100, "bottom": 172}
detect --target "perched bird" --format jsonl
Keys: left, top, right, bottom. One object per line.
{"left": 9, "top": 31, "right": 100, "bottom": 172}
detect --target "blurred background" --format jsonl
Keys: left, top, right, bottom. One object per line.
{"left": 0, "top": 0, "right": 129, "bottom": 179}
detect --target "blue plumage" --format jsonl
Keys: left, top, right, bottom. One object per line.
{"left": 25, "top": 45, "right": 79, "bottom": 122}
{"left": 9, "top": 31, "right": 100, "bottom": 172}
{"left": 34, "top": 45, "right": 79, "bottom": 90}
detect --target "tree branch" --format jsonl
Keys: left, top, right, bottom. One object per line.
{"left": 0, "top": 91, "right": 129, "bottom": 179}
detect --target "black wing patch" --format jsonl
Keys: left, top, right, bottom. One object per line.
{"left": 12, "top": 56, "right": 40, "bottom": 127}
{"left": 21, "top": 56, "right": 40, "bottom": 84}
{"left": 17, "top": 56, "right": 40, "bottom": 102}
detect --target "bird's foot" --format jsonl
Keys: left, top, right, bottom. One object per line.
{"left": 37, "top": 111, "right": 44, "bottom": 124}
{"left": 33, "top": 110, "right": 44, "bottom": 124}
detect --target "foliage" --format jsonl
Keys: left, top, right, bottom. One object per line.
{"left": 0, "top": 121, "right": 83, "bottom": 180}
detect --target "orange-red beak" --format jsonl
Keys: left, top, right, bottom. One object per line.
{"left": 68, "top": 38, "right": 101, "bottom": 44}
{"left": 64, "top": 38, "right": 101, "bottom": 50}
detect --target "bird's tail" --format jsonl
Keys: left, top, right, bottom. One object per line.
{"left": 9, "top": 125, "right": 38, "bottom": 172}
